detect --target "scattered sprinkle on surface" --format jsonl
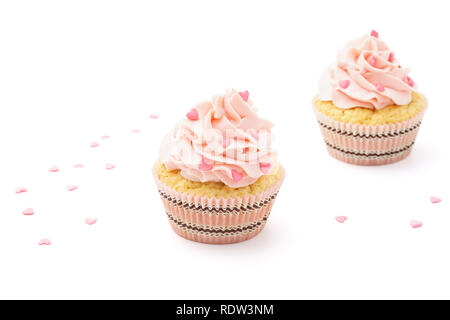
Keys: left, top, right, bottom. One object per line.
{"left": 48, "top": 166, "right": 59, "bottom": 172}
{"left": 38, "top": 238, "right": 51, "bottom": 245}
{"left": 15, "top": 187, "right": 27, "bottom": 194}
{"left": 67, "top": 185, "right": 78, "bottom": 191}
{"left": 22, "top": 208, "right": 34, "bottom": 216}
{"left": 85, "top": 218, "right": 97, "bottom": 225}
{"left": 335, "top": 216, "right": 347, "bottom": 223}
{"left": 105, "top": 163, "right": 116, "bottom": 170}
{"left": 430, "top": 196, "right": 442, "bottom": 204}
{"left": 410, "top": 220, "right": 423, "bottom": 229}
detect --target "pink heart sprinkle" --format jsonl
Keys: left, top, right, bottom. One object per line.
{"left": 48, "top": 166, "right": 59, "bottom": 173}
{"left": 410, "top": 220, "right": 423, "bottom": 229}
{"left": 335, "top": 216, "right": 347, "bottom": 223}
{"left": 406, "top": 76, "right": 414, "bottom": 87}
{"left": 16, "top": 187, "right": 27, "bottom": 194}
{"left": 186, "top": 108, "right": 199, "bottom": 121}
{"left": 131, "top": 129, "right": 141, "bottom": 133}
{"left": 370, "top": 30, "right": 379, "bottom": 38}
{"left": 39, "top": 238, "right": 51, "bottom": 245}
{"left": 238, "top": 90, "right": 249, "bottom": 102}
{"left": 105, "top": 163, "right": 116, "bottom": 170}
{"left": 338, "top": 80, "right": 350, "bottom": 89}
{"left": 85, "top": 218, "right": 97, "bottom": 225}
{"left": 388, "top": 52, "right": 395, "bottom": 63}
{"left": 90, "top": 142, "right": 100, "bottom": 148}
{"left": 23, "top": 208, "right": 34, "bottom": 216}
{"left": 231, "top": 169, "right": 243, "bottom": 183}
{"left": 375, "top": 83, "right": 385, "bottom": 92}
{"left": 369, "top": 56, "right": 376, "bottom": 67}
{"left": 101, "top": 135, "right": 110, "bottom": 140}
{"left": 430, "top": 196, "right": 442, "bottom": 204}
{"left": 150, "top": 113, "right": 159, "bottom": 119}
{"left": 73, "top": 163, "right": 84, "bottom": 168}
{"left": 67, "top": 185, "right": 78, "bottom": 191}
{"left": 259, "top": 162, "right": 272, "bottom": 174}
{"left": 198, "top": 158, "right": 213, "bottom": 171}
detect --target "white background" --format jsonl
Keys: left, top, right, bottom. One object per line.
{"left": 1, "top": 0, "right": 449, "bottom": 300}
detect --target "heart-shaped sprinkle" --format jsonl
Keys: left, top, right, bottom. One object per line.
{"left": 67, "top": 185, "right": 78, "bottom": 191}
{"left": 23, "top": 208, "right": 34, "bottom": 216}
{"left": 238, "top": 90, "right": 249, "bottom": 102}
{"left": 259, "top": 162, "right": 272, "bottom": 174}
{"left": 150, "top": 113, "right": 159, "bottom": 119}
{"left": 231, "top": 169, "right": 243, "bottom": 183}
{"left": 105, "top": 163, "right": 116, "bottom": 170}
{"left": 16, "top": 187, "right": 27, "bottom": 194}
{"left": 338, "top": 80, "right": 350, "bottom": 89}
{"left": 410, "top": 220, "right": 423, "bottom": 229}
{"left": 335, "top": 216, "right": 347, "bottom": 223}
{"left": 73, "top": 163, "right": 84, "bottom": 168}
{"left": 375, "top": 83, "right": 385, "bottom": 92}
{"left": 369, "top": 56, "right": 376, "bottom": 67}
{"left": 388, "top": 52, "right": 395, "bottom": 63}
{"left": 39, "top": 238, "right": 51, "bottom": 245}
{"left": 90, "top": 142, "right": 100, "bottom": 148}
{"left": 186, "top": 108, "right": 199, "bottom": 121}
{"left": 198, "top": 158, "right": 213, "bottom": 171}
{"left": 406, "top": 76, "right": 414, "bottom": 87}
{"left": 48, "top": 166, "right": 59, "bottom": 173}
{"left": 101, "top": 135, "right": 110, "bottom": 139}
{"left": 131, "top": 129, "right": 141, "bottom": 133}
{"left": 85, "top": 218, "right": 97, "bottom": 225}
{"left": 370, "top": 30, "right": 379, "bottom": 38}
{"left": 430, "top": 196, "right": 442, "bottom": 204}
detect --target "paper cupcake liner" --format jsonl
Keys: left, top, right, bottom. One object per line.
{"left": 314, "top": 105, "right": 427, "bottom": 166}
{"left": 153, "top": 165, "right": 285, "bottom": 244}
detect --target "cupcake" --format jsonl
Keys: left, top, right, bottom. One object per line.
{"left": 153, "top": 89, "right": 284, "bottom": 244}
{"left": 314, "top": 30, "right": 427, "bottom": 165}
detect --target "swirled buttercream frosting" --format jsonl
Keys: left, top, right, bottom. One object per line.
{"left": 159, "top": 89, "right": 277, "bottom": 188}
{"left": 319, "top": 30, "right": 416, "bottom": 110}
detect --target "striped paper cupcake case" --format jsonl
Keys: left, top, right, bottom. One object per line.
{"left": 153, "top": 166, "right": 285, "bottom": 244}
{"left": 314, "top": 106, "right": 427, "bottom": 166}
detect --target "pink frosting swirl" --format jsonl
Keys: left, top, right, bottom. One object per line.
{"left": 159, "top": 89, "right": 277, "bottom": 188}
{"left": 319, "top": 31, "right": 416, "bottom": 110}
